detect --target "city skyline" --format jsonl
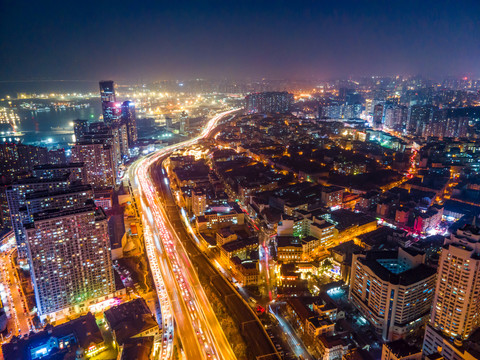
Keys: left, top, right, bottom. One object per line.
{"left": 3, "top": 2, "right": 480, "bottom": 359}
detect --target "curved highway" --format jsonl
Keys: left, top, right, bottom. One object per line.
{"left": 129, "top": 109, "right": 239, "bottom": 360}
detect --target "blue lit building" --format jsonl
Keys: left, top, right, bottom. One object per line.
{"left": 2, "top": 312, "right": 105, "bottom": 359}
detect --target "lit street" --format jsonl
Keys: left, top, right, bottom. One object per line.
{"left": 129, "top": 109, "right": 239, "bottom": 359}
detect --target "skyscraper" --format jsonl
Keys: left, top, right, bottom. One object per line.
{"left": 103, "top": 102, "right": 122, "bottom": 126}
{"left": 71, "top": 141, "right": 116, "bottom": 190}
{"left": 99, "top": 81, "right": 121, "bottom": 125}
{"left": 245, "top": 92, "right": 294, "bottom": 114}
{"left": 121, "top": 101, "right": 137, "bottom": 146}
{"left": 423, "top": 224, "right": 480, "bottom": 359}
{"left": 349, "top": 248, "right": 436, "bottom": 341}
{"left": 99, "top": 80, "right": 116, "bottom": 103}
{"left": 73, "top": 119, "right": 89, "bottom": 141}
{"left": 373, "top": 104, "right": 384, "bottom": 129}
{"left": 6, "top": 176, "right": 71, "bottom": 258}
{"left": 25, "top": 193, "right": 114, "bottom": 320}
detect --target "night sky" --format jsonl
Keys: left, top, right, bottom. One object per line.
{"left": 1, "top": 0, "right": 480, "bottom": 81}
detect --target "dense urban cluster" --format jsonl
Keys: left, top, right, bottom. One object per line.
{"left": 0, "top": 76, "right": 479, "bottom": 360}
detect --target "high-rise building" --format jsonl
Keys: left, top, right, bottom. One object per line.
{"left": 245, "top": 91, "right": 294, "bottom": 114}
{"left": 32, "top": 163, "right": 87, "bottom": 184}
{"left": 6, "top": 176, "right": 71, "bottom": 257}
{"left": 0, "top": 143, "right": 49, "bottom": 183}
{"left": 373, "top": 104, "right": 384, "bottom": 129}
{"left": 71, "top": 142, "right": 116, "bottom": 189}
{"left": 423, "top": 224, "right": 480, "bottom": 359}
{"left": 99, "top": 80, "right": 121, "bottom": 126}
{"left": 115, "top": 123, "right": 129, "bottom": 160}
{"left": 102, "top": 102, "right": 122, "bottom": 126}
{"left": 0, "top": 185, "right": 11, "bottom": 232}
{"left": 407, "top": 105, "right": 435, "bottom": 136}
{"left": 47, "top": 149, "right": 67, "bottom": 165}
{"left": 424, "top": 109, "right": 447, "bottom": 138}
{"left": 99, "top": 80, "right": 116, "bottom": 103}
{"left": 121, "top": 101, "right": 137, "bottom": 146}
{"left": 73, "top": 121, "right": 123, "bottom": 183}
{"left": 384, "top": 105, "right": 408, "bottom": 133}
{"left": 73, "top": 119, "right": 89, "bottom": 140}
{"left": 25, "top": 199, "right": 114, "bottom": 320}
{"left": 24, "top": 185, "right": 94, "bottom": 221}
{"left": 165, "top": 116, "right": 173, "bottom": 129}
{"left": 349, "top": 248, "right": 436, "bottom": 341}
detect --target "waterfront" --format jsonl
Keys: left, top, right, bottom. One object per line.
{"left": 0, "top": 99, "right": 102, "bottom": 148}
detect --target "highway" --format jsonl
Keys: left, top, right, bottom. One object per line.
{"left": 0, "top": 233, "right": 32, "bottom": 341}
{"left": 129, "top": 109, "right": 239, "bottom": 360}
{"left": 151, "top": 166, "right": 281, "bottom": 360}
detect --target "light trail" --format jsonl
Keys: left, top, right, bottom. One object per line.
{"left": 130, "top": 109, "right": 239, "bottom": 359}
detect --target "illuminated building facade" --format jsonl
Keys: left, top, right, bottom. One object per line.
{"left": 192, "top": 188, "right": 207, "bottom": 216}
{"left": 423, "top": 224, "right": 480, "bottom": 359}
{"left": 6, "top": 177, "right": 70, "bottom": 257}
{"left": 349, "top": 248, "right": 436, "bottom": 341}
{"left": 25, "top": 203, "right": 114, "bottom": 320}
{"left": 71, "top": 142, "right": 116, "bottom": 189}
{"left": 121, "top": 100, "right": 137, "bottom": 146}
{"left": 73, "top": 119, "right": 89, "bottom": 141}
{"left": 373, "top": 104, "right": 384, "bottom": 128}
{"left": 245, "top": 91, "right": 293, "bottom": 114}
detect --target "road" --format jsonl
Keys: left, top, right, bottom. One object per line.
{"left": 0, "top": 232, "right": 32, "bottom": 342}
{"left": 129, "top": 109, "right": 239, "bottom": 360}
{"left": 269, "top": 303, "right": 313, "bottom": 360}
{"left": 152, "top": 164, "right": 281, "bottom": 360}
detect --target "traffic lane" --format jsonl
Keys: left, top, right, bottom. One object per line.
{"left": 153, "top": 162, "right": 281, "bottom": 360}
{"left": 143, "top": 198, "right": 205, "bottom": 360}
{"left": 150, "top": 175, "right": 235, "bottom": 360}
{"left": 3, "top": 253, "right": 30, "bottom": 335}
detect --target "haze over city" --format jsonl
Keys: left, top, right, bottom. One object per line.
{"left": 2, "top": 0, "right": 480, "bottom": 81}
{"left": 1, "top": 1, "right": 480, "bottom": 360}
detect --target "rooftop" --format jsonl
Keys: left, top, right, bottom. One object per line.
{"left": 384, "top": 339, "right": 421, "bottom": 358}
{"left": 2, "top": 312, "right": 103, "bottom": 360}
{"left": 356, "top": 248, "right": 435, "bottom": 286}
{"left": 104, "top": 298, "right": 158, "bottom": 346}
{"left": 33, "top": 162, "right": 84, "bottom": 170}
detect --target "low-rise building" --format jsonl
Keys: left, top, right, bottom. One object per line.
{"left": 104, "top": 298, "right": 160, "bottom": 348}
{"left": 307, "top": 316, "right": 335, "bottom": 337}
{"left": 317, "top": 334, "right": 350, "bottom": 360}
{"left": 118, "top": 337, "right": 155, "bottom": 360}
{"left": 330, "top": 240, "right": 363, "bottom": 283}
{"left": 2, "top": 312, "right": 105, "bottom": 359}
{"left": 327, "top": 209, "right": 377, "bottom": 243}
{"left": 216, "top": 227, "right": 237, "bottom": 246}
{"left": 381, "top": 340, "right": 422, "bottom": 360}
{"left": 231, "top": 258, "right": 260, "bottom": 286}
{"left": 220, "top": 237, "right": 258, "bottom": 263}
{"left": 321, "top": 185, "right": 345, "bottom": 208}
{"left": 277, "top": 236, "right": 303, "bottom": 263}
{"left": 195, "top": 203, "right": 245, "bottom": 230}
